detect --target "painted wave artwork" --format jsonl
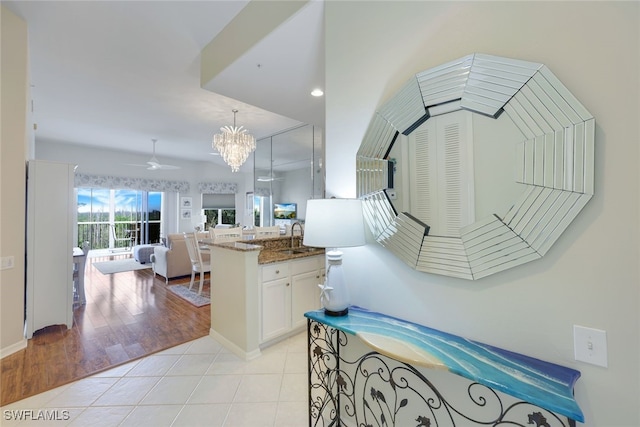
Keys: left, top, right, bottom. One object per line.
{"left": 305, "top": 306, "right": 584, "bottom": 422}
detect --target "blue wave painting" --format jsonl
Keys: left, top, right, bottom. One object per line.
{"left": 305, "top": 306, "right": 583, "bottom": 422}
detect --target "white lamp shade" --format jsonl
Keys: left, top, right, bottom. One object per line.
{"left": 303, "top": 199, "right": 366, "bottom": 248}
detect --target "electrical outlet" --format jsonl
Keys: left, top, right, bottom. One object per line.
{"left": 573, "top": 325, "right": 608, "bottom": 367}
{"left": 1, "top": 256, "right": 15, "bottom": 270}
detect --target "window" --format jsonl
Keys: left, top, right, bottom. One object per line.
{"left": 77, "top": 188, "right": 162, "bottom": 249}
{"left": 202, "top": 193, "right": 236, "bottom": 230}
{"left": 204, "top": 209, "right": 236, "bottom": 230}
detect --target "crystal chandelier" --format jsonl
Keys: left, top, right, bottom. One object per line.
{"left": 212, "top": 109, "right": 256, "bottom": 172}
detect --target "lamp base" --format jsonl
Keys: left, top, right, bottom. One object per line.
{"left": 324, "top": 307, "right": 349, "bottom": 317}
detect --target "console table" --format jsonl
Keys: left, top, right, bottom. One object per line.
{"left": 305, "top": 306, "right": 583, "bottom": 427}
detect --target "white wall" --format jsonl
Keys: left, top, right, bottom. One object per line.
{"left": 0, "top": 6, "right": 29, "bottom": 357}
{"left": 35, "top": 140, "right": 253, "bottom": 232}
{"left": 325, "top": 2, "right": 639, "bottom": 426}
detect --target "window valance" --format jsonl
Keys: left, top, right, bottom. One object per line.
{"left": 197, "top": 182, "right": 237, "bottom": 194}
{"left": 75, "top": 174, "right": 190, "bottom": 193}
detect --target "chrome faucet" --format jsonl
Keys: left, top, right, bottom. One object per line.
{"left": 291, "top": 222, "right": 303, "bottom": 248}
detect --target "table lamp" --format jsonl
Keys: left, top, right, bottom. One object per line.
{"left": 303, "top": 198, "right": 365, "bottom": 316}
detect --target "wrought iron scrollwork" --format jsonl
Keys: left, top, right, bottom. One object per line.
{"left": 308, "top": 320, "right": 575, "bottom": 427}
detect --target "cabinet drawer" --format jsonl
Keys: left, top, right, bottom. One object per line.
{"left": 262, "top": 262, "right": 290, "bottom": 282}
{"left": 291, "top": 256, "right": 322, "bottom": 276}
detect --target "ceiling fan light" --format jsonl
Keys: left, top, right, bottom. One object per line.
{"left": 139, "top": 139, "right": 180, "bottom": 170}
{"left": 257, "top": 174, "right": 279, "bottom": 182}
{"left": 213, "top": 110, "right": 256, "bottom": 172}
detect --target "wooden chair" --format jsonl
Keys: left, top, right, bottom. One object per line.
{"left": 183, "top": 232, "right": 211, "bottom": 295}
{"left": 73, "top": 241, "right": 90, "bottom": 305}
{"left": 209, "top": 227, "right": 243, "bottom": 243}
{"left": 255, "top": 226, "right": 281, "bottom": 238}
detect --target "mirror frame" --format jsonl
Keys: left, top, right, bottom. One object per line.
{"left": 357, "top": 53, "right": 594, "bottom": 280}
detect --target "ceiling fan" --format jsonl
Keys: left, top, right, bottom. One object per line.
{"left": 256, "top": 173, "right": 284, "bottom": 182}
{"left": 128, "top": 139, "right": 180, "bottom": 170}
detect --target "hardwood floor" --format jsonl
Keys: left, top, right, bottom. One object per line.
{"left": 0, "top": 254, "right": 211, "bottom": 406}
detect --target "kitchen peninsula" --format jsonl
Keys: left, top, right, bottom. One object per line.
{"left": 206, "top": 236, "right": 325, "bottom": 360}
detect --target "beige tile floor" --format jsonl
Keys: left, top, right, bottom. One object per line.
{"left": 1, "top": 333, "right": 309, "bottom": 426}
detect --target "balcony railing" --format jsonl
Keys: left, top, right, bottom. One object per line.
{"left": 77, "top": 221, "right": 161, "bottom": 250}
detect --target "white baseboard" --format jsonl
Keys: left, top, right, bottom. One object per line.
{"left": 259, "top": 326, "right": 306, "bottom": 350}
{"left": 0, "top": 338, "right": 27, "bottom": 359}
{"left": 209, "top": 329, "right": 261, "bottom": 361}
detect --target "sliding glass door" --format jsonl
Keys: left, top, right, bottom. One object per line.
{"left": 77, "top": 188, "right": 162, "bottom": 250}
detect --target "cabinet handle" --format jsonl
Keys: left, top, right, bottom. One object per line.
{"left": 286, "top": 283, "right": 290, "bottom": 287}
{"left": 316, "top": 275, "right": 320, "bottom": 279}
{"left": 275, "top": 270, "right": 280, "bottom": 274}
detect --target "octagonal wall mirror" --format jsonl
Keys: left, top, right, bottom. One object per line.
{"left": 357, "top": 53, "right": 594, "bottom": 280}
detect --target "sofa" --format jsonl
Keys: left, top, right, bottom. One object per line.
{"left": 150, "top": 232, "right": 209, "bottom": 282}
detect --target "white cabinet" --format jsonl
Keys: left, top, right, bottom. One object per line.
{"left": 260, "top": 255, "right": 324, "bottom": 343}
{"left": 291, "top": 259, "right": 324, "bottom": 330}
{"left": 261, "top": 279, "right": 291, "bottom": 341}
{"left": 25, "top": 160, "right": 75, "bottom": 338}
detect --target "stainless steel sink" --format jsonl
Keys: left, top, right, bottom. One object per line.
{"left": 276, "top": 247, "right": 321, "bottom": 255}
{"left": 277, "top": 249, "right": 297, "bottom": 255}
{"left": 293, "top": 247, "right": 321, "bottom": 253}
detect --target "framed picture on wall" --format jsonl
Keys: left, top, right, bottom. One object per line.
{"left": 181, "top": 209, "right": 192, "bottom": 220}
{"left": 180, "top": 197, "right": 192, "bottom": 208}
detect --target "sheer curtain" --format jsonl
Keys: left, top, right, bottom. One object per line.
{"left": 162, "top": 191, "right": 178, "bottom": 239}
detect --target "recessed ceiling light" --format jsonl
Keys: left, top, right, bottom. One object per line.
{"left": 311, "top": 89, "right": 324, "bottom": 97}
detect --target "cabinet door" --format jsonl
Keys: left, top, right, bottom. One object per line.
{"left": 291, "top": 269, "right": 322, "bottom": 330}
{"left": 261, "top": 277, "right": 291, "bottom": 342}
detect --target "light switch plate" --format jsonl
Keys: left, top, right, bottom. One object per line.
{"left": 0, "top": 256, "right": 14, "bottom": 270}
{"left": 573, "top": 325, "right": 608, "bottom": 367}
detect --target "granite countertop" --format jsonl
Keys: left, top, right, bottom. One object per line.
{"left": 203, "top": 236, "right": 324, "bottom": 264}
{"left": 258, "top": 247, "right": 325, "bottom": 264}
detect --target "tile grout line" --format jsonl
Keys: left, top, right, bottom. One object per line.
{"left": 2, "top": 334, "right": 310, "bottom": 426}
